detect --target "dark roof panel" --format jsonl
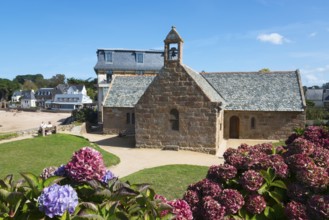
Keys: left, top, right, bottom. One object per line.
{"left": 305, "top": 89, "right": 323, "bottom": 101}
{"left": 104, "top": 75, "right": 155, "bottom": 107}
{"left": 94, "top": 49, "right": 164, "bottom": 71}
{"left": 202, "top": 71, "right": 305, "bottom": 111}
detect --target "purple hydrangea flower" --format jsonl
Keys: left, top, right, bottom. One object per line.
{"left": 285, "top": 201, "right": 309, "bottom": 220}
{"left": 220, "top": 189, "right": 244, "bottom": 214}
{"left": 183, "top": 190, "right": 199, "bottom": 215}
{"left": 307, "top": 195, "right": 329, "bottom": 220}
{"left": 285, "top": 153, "right": 315, "bottom": 171}
{"left": 38, "top": 184, "right": 78, "bottom": 218}
{"left": 287, "top": 183, "right": 311, "bottom": 203}
{"left": 296, "top": 166, "right": 329, "bottom": 191}
{"left": 202, "top": 196, "right": 226, "bottom": 220}
{"left": 270, "top": 154, "right": 289, "bottom": 178}
{"left": 245, "top": 194, "right": 266, "bottom": 214}
{"left": 54, "top": 164, "right": 66, "bottom": 176}
{"left": 65, "top": 147, "right": 106, "bottom": 182}
{"left": 288, "top": 137, "right": 316, "bottom": 155}
{"left": 310, "top": 147, "right": 329, "bottom": 169}
{"left": 240, "top": 170, "right": 264, "bottom": 191}
{"left": 102, "top": 170, "right": 116, "bottom": 184}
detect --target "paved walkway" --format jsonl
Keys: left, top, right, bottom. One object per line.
{"left": 0, "top": 131, "right": 278, "bottom": 178}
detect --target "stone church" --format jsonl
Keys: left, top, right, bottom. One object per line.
{"left": 102, "top": 27, "right": 306, "bottom": 155}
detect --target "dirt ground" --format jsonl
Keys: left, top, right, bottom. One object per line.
{"left": 0, "top": 110, "right": 71, "bottom": 133}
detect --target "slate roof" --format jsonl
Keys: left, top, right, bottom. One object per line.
{"left": 12, "top": 90, "right": 22, "bottom": 96}
{"left": 305, "top": 89, "right": 323, "bottom": 101}
{"left": 69, "top": 85, "right": 84, "bottom": 92}
{"left": 94, "top": 49, "right": 164, "bottom": 72}
{"left": 202, "top": 71, "right": 305, "bottom": 111}
{"left": 104, "top": 75, "right": 155, "bottom": 108}
{"left": 21, "top": 90, "right": 36, "bottom": 100}
{"left": 182, "top": 65, "right": 225, "bottom": 104}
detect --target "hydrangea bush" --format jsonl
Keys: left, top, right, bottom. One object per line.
{"left": 0, "top": 146, "right": 180, "bottom": 219}
{"left": 183, "top": 126, "right": 329, "bottom": 219}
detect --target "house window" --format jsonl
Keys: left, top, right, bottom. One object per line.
{"left": 251, "top": 117, "right": 256, "bottom": 129}
{"left": 126, "top": 113, "right": 130, "bottom": 124}
{"left": 170, "top": 109, "right": 179, "bottom": 131}
{"left": 105, "top": 51, "right": 113, "bottom": 63}
{"left": 132, "top": 113, "right": 135, "bottom": 124}
{"left": 136, "top": 53, "right": 144, "bottom": 63}
{"left": 106, "top": 70, "right": 113, "bottom": 83}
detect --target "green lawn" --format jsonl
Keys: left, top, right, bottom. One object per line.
{"left": 121, "top": 164, "right": 208, "bottom": 200}
{"left": 0, "top": 133, "right": 120, "bottom": 179}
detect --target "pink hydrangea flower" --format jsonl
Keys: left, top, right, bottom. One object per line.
{"left": 65, "top": 147, "right": 106, "bottom": 182}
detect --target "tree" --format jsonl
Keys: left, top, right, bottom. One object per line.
{"left": 0, "top": 78, "right": 20, "bottom": 101}
{"left": 322, "top": 82, "right": 329, "bottom": 90}
{"left": 13, "top": 74, "right": 44, "bottom": 84}
{"left": 22, "top": 80, "right": 38, "bottom": 91}
{"left": 48, "top": 74, "right": 66, "bottom": 87}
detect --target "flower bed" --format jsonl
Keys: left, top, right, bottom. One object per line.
{"left": 0, "top": 146, "right": 191, "bottom": 219}
{"left": 183, "top": 126, "right": 329, "bottom": 219}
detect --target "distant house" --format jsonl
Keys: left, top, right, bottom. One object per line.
{"left": 35, "top": 88, "right": 54, "bottom": 108}
{"left": 94, "top": 48, "right": 164, "bottom": 123}
{"left": 11, "top": 90, "right": 22, "bottom": 102}
{"left": 51, "top": 85, "right": 92, "bottom": 111}
{"left": 323, "top": 89, "right": 329, "bottom": 108}
{"left": 305, "top": 88, "right": 324, "bottom": 107}
{"left": 20, "top": 90, "right": 36, "bottom": 108}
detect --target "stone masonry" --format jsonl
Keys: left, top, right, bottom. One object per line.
{"left": 135, "top": 62, "right": 223, "bottom": 154}
{"left": 224, "top": 111, "right": 306, "bottom": 140}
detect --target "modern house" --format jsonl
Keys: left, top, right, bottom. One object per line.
{"left": 51, "top": 85, "right": 92, "bottom": 111}
{"left": 102, "top": 27, "right": 306, "bottom": 155}
{"left": 20, "top": 90, "right": 36, "bottom": 108}
{"left": 11, "top": 90, "right": 22, "bottom": 102}
{"left": 35, "top": 88, "right": 54, "bottom": 108}
{"left": 94, "top": 48, "right": 164, "bottom": 123}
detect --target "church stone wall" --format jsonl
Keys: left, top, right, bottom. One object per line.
{"left": 224, "top": 111, "right": 306, "bottom": 140}
{"left": 103, "top": 107, "right": 135, "bottom": 134}
{"left": 135, "top": 64, "right": 222, "bottom": 154}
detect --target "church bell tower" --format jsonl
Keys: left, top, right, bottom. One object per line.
{"left": 164, "top": 26, "right": 184, "bottom": 66}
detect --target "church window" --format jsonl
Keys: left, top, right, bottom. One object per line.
{"left": 251, "top": 117, "right": 256, "bottom": 129}
{"left": 126, "top": 113, "right": 130, "bottom": 124}
{"left": 170, "top": 109, "right": 179, "bottom": 131}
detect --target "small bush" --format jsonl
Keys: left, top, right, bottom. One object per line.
{"left": 183, "top": 126, "right": 329, "bottom": 219}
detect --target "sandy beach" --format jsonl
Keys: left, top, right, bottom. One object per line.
{"left": 0, "top": 110, "right": 71, "bottom": 133}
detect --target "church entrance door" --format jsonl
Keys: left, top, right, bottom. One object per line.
{"left": 229, "top": 116, "right": 239, "bottom": 138}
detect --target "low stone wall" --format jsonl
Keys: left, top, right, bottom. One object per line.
{"left": 14, "top": 124, "right": 77, "bottom": 137}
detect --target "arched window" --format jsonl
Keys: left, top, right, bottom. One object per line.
{"left": 251, "top": 117, "right": 256, "bottom": 129}
{"left": 170, "top": 109, "right": 179, "bottom": 131}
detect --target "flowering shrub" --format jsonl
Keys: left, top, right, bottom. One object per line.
{"left": 38, "top": 184, "right": 78, "bottom": 218}
{"left": 183, "top": 126, "right": 329, "bottom": 219}
{"left": 0, "top": 147, "right": 175, "bottom": 219}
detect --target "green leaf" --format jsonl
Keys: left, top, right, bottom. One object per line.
{"left": 264, "top": 206, "right": 271, "bottom": 217}
{"left": 7, "top": 192, "right": 23, "bottom": 205}
{"left": 268, "top": 191, "right": 283, "bottom": 205}
{"left": 131, "top": 183, "right": 151, "bottom": 193}
{"left": 72, "top": 214, "right": 105, "bottom": 220}
{"left": 260, "top": 170, "right": 272, "bottom": 184}
{"left": 0, "top": 189, "right": 9, "bottom": 201}
{"left": 43, "top": 176, "right": 65, "bottom": 188}
{"left": 271, "top": 180, "right": 287, "bottom": 189}
{"left": 20, "top": 173, "right": 38, "bottom": 190}
{"left": 60, "top": 210, "right": 71, "bottom": 220}
{"left": 115, "top": 211, "right": 129, "bottom": 220}
{"left": 257, "top": 183, "right": 268, "bottom": 195}
{"left": 78, "top": 202, "right": 99, "bottom": 213}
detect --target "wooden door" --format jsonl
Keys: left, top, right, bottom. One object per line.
{"left": 229, "top": 116, "right": 239, "bottom": 138}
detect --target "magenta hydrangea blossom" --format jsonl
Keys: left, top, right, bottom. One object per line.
{"left": 288, "top": 137, "right": 316, "bottom": 155}
{"left": 38, "top": 184, "right": 78, "bottom": 218}
{"left": 202, "top": 196, "right": 226, "bottom": 220}
{"left": 207, "top": 164, "right": 237, "bottom": 183}
{"left": 287, "top": 183, "right": 310, "bottom": 203}
{"left": 240, "top": 170, "right": 264, "bottom": 191}
{"left": 167, "top": 199, "right": 193, "bottom": 220}
{"left": 182, "top": 190, "right": 199, "bottom": 214}
{"left": 245, "top": 194, "right": 266, "bottom": 214}
{"left": 65, "top": 147, "right": 106, "bottom": 182}
{"left": 219, "top": 189, "right": 244, "bottom": 214}
{"left": 296, "top": 166, "right": 329, "bottom": 190}
{"left": 285, "top": 201, "right": 309, "bottom": 220}
{"left": 307, "top": 195, "right": 329, "bottom": 220}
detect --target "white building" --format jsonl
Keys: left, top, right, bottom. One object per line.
{"left": 20, "top": 90, "right": 36, "bottom": 108}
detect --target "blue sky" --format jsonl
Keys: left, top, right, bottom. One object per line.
{"left": 1, "top": 0, "right": 329, "bottom": 87}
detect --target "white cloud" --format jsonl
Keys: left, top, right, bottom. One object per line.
{"left": 301, "top": 65, "right": 329, "bottom": 86}
{"left": 309, "top": 32, "right": 317, "bottom": 37}
{"left": 257, "top": 33, "right": 286, "bottom": 45}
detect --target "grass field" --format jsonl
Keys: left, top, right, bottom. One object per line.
{"left": 0, "top": 133, "right": 120, "bottom": 179}
{"left": 121, "top": 164, "right": 208, "bottom": 200}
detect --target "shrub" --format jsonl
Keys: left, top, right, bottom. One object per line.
{"left": 182, "top": 126, "right": 329, "bottom": 219}
{"left": 0, "top": 147, "right": 184, "bottom": 219}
